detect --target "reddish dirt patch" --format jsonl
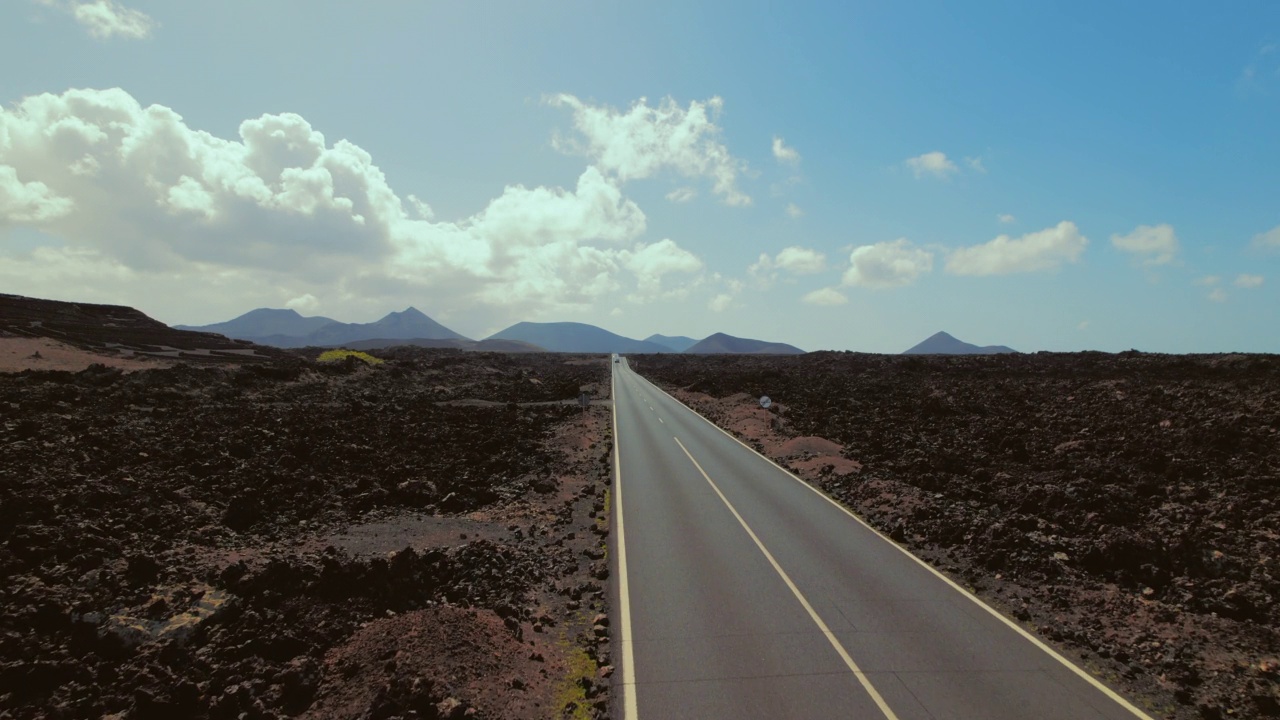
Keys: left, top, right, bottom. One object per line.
{"left": 669, "top": 391, "right": 863, "bottom": 478}
{"left": 0, "top": 337, "right": 172, "bottom": 373}
{"left": 302, "top": 605, "right": 552, "bottom": 719}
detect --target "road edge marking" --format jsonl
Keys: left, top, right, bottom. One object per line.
{"left": 638, "top": 371, "right": 1156, "bottom": 720}
{"left": 612, "top": 366, "right": 640, "bottom": 720}
{"left": 672, "top": 435, "right": 900, "bottom": 720}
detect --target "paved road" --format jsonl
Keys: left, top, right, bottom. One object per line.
{"left": 609, "top": 358, "right": 1158, "bottom": 720}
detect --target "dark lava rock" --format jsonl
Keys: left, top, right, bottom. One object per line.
{"left": 0, "top": 349, "right": 611, "bottom": 718}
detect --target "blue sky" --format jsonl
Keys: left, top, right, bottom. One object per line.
{"left": 1, "top": 1, "right": 1277, "bottom": 352}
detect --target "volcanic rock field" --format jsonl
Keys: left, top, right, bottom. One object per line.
{"left": 1, "top": 351, "right": 615, "bottom": 719}
{"left": 633, "top": 350, "right": 1280, "bottom": 719}
{"left": 3, "top": 342, "right": 1278, "bottom": 719}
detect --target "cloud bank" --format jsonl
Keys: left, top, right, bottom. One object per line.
{"left": 0, "top": 87, "right": 709, "bottom": 325}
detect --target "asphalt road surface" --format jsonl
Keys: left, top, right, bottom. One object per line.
{"left": 609, "top": 358, "right": 1159, "bottom": 720}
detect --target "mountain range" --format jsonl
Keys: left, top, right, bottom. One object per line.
{"left": 177, "top": 308, "right": 806, "bottom": 354}
{"left": 176, "top": 307, "right": 464, "bottom": 349}
{"left": 175, "top": 308, "right": 1023, "bottom": 357}
{"left": 902, "top": 331, "right": 1018, "bottom": 355}
{"left": 8, "top": 294, "right": 1026, "bottom": 357}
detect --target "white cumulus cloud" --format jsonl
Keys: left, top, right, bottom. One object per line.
{"left": 905, "top": 151, "right": 958, "bottom": 180}
{"left": 1235, "top": 274, "right": 1264, "bottom": 288}
{"left": 997, "top": 213, "right": 1016, "bottom": 224}
{"left": 392, "top": 166, "right": 647, "bottom": 310}
{"left": 0, "top": 87, "right": 693, "bottom": 326}
{"left": 775, "top": 246, "right": 825, "bottom": 274}
{"left": 74, "top": 0, "right": 153, "bottom": 39}
{"left": 1111, "top": 224, "right": 1179, "bottom": 266}
{"left": 785, "top": 202, "right": 804, "bottom": 219}
{"left": 0, "top": 165, "right": 73, "bottom": 223}
{"left": 946, "top": 221, "right": 1088, "bottom": 276}
{"left": 37, "top": 0, "right": 156, "bottom": 40}
{"left": 1208, "top": 287, "right": 1228, "bottom": 303}
{"left": 842, "top": 238, "right": 933, "bottom": 288}
{"left": 620, "top": 238, "right": 704, "bottom": 299}
{"left": 549, "top": 94, "right": 751, "bottom": 206}
{"left": 749, "top": 246, "right": 826, "bottom": 287}
{"left": 802, "top": 287, "right": 847, "bottom": 306}
{"left": 772, "top": 136, "right": 800, "bottom": 165}
{"left": 0, "top": 89, "right": 399, "bottom": 274}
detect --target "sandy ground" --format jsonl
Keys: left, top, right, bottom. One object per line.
{"left": 0, "top": 337, "right": 172, "bottom": 373}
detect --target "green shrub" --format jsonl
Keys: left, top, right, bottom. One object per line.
{"left": 316, "top": 349, "right": 384, "bottom": 365}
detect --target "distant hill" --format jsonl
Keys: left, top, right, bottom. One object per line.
{"left": 175, "top": 308, "right": 337, "bottom": 339}
{"left": 487, "top": 322, "right": 671, "bottom": 353}
{"left": 342, "top": 337, "right": 546, "bottom": 353}
{"left": 645, "top": 334, "right": 699, "bottom": 352}
{"left": 902, "top": 331, "right": 1018, "bottom": 355}
{"left": 180, "top": 307, "right": 468, "bottom": 348}
{"left": 304, "top": 307, "right": 465, "bottom": 346}
{"left": 684, "top": 332, "right": 804, "bottom": 355}
{"left": 1, "top": 293, "right": 281, "bottom": 364}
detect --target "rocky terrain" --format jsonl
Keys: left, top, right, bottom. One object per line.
{"left": 633, "top": 351, "right": 1280, "bottom": 720}
{"left": 1, "top": 349, "right": 615, "bottom": 719}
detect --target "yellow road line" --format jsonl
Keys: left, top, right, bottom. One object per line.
{"left": 672, "top": 436, "right": 900, "bottom": 720}
{"left": 643, "top": 374, "right": 1157, "bottom": 720}
{"left": 612, "top": 367, "right": 640, "bottom": 720}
